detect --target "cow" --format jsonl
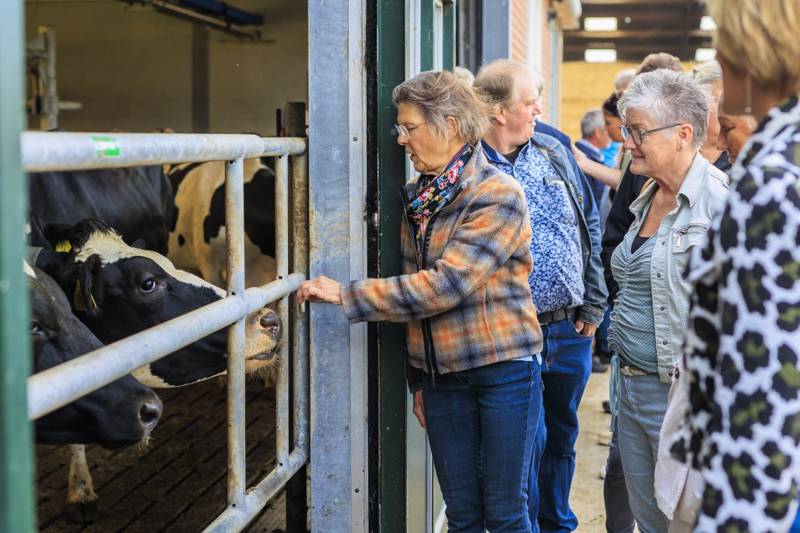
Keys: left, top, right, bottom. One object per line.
{"left": 32, "top": 218, "right": 282, "bottom": 387}
{"left": 29, "top": 166, "right": 172, "bottom": 254}
{"left": 29, "top": 158, "right": 279, "bottom": 290}
{"left": 166, "top": 159, "right": 276, "bottom": 288}
{"left": 27, "top": 261, "right": 163, "bottom": 521}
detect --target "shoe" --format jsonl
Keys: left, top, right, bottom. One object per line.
{"left": 592, "top": 355, "right": 609, "bottom": 373}
{"left": 602, "top": 400, "right": 611, "bottom": 414}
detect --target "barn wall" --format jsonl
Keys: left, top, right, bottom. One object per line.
{"left": 25, "top": 0, "right": 307, "bottom": 135}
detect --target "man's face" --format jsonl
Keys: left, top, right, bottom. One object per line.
{"left": 503, "top": 76, "right": 542, "bottom": 145}
{"left": 593, "top": 126, "right": 612, "bottom": 149}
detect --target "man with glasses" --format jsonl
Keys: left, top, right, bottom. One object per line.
{"left": 475, "top": 59, "right": 607, "bottom": 532}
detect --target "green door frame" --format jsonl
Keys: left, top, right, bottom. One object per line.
{"left": 0, "top": 1, "right": 36, "bottom": 532}
{"left": 375, "top": 1, "right": 459, "bottom": 531}
{"left": 376, "top": 1, "right": 407, "bottom": 532}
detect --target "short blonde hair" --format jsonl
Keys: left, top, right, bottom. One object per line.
{"left": 473, "top": 59, "right": 544, "bottom": 109}
{"left": 392, "top": 70, "right": 491, "bottom": 145}
{"left": 707, "top": 0, "right": 800, "bottom": 92}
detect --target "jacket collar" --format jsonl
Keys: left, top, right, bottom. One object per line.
{"left": 629, "top": 153, "right": 710, "bottom": 218}
{"left": 402, "top": 143, "right": 486, "bottom": 204}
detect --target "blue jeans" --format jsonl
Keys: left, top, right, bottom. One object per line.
{"left": 604, "top": 415, "right": 634, "bottom": 533}
{"left": 530, "top": 318, "right": 593, "bottom": 532}
{"left": 618, "top": 374, "right": 670, "bottom": 533}
{"left": 422, "top": 359, "right": 543, "bottom": 533}
{"left": 596, "top": 307, "right": 611, "bottom": 358}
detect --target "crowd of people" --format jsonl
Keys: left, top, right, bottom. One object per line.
{"left": 297, "top": 0, "right": 800, "bottom": 531}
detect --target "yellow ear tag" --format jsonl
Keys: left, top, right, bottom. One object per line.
{"left": 55, "top": 240, "right": 72, "bottom": 253}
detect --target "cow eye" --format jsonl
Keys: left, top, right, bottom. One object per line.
{"left": 140, "top": 278, "right": 159, "bottom": 293}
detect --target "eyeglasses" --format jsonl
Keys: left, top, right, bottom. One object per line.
{"left": 619, "top": 123, "right": 682, "bottom": 147}
{"left": 392, "top": 123, "right": 425, "bottom": 139}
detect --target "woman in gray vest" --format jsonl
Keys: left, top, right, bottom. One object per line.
{"left": 607, "top": 69, "right": 729, "bottom": 532}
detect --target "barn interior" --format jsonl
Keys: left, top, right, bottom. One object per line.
{"left": 25, "top": 0, "right": 307, "bottom": 135}
{"left": 25, "top": 1, "right": 307, "bottom": 530}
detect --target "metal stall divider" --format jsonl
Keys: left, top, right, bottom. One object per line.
{"left": 20, "top": 131, "right": 309, "bottom": 533}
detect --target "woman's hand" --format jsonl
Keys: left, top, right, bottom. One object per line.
{"left": 412, "top": 390, "right": 426, "bottom": 428}
{"left": 296, "top": 276, "right": 342, "bottom": 306}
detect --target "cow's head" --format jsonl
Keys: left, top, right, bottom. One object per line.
{"left": 27, "top": 262, "right": 162, "bottom": 448}
{"left": 35, "top": 219, "right": 281, "bottom": 387}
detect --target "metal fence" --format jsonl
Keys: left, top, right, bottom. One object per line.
{"left": 21, "top": 131, "right": 309, "bottom": 532}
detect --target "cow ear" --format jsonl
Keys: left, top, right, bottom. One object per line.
{"left": 32, "top": 249, "right": 67, "bottom": 280}
{"left": 75, "top": 254, "right": 103, "bottom": 317}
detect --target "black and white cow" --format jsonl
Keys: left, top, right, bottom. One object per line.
{"left": 167, "top": 158, "right": 276, "bottom": 288}
{"left": 33, "top": 218, "right": 282, "bottom": 387}
{"left": 27, "top": 261, "right": 163, "bottom": 521}
{"left": 30, "top": 166, "right": 172, "bottom": 254}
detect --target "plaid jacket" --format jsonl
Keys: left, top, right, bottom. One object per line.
{"left": 340, "top": 145, "right": 542, "bottom": 375}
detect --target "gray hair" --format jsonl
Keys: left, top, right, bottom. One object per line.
{"left": 613, "top": 68, "right": 636, "bottom": 95}
{"left": 392, "top": 70, "right": 491, "bottom": 145}
{"left": 691, "top": 60, "right": 722, "bottom": 87}
{"left": 618, "top": 69, "right": 709, "bottom": 149}
{"left": 580, "top": 109, "right": 605, "bottom": 138}
{"left": 473, "top": 59, "right": 544, "bottom": 109}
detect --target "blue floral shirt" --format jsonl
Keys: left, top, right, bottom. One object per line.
{"left": 483, "top": 140, "right": 584, "bottom": 313}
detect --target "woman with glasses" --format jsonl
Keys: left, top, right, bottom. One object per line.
{"left": 607, "top": 69, "right": 729, "bottom": 532}
{"left": 297, "top": 70, "right": 543, "bottom": 531}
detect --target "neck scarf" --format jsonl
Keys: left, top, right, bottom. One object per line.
{"left": 406, "top": 143, "right": 473, "bottom": 266}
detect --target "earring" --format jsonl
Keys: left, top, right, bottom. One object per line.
{"left": 744, "top": 72, "right": 753, "bottom": 114}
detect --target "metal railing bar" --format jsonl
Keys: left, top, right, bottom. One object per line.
{"left": 20, "top": 132, "right": 306, "bottom": 172}
{"left": 27, "top": 274, "right": 304, "bottom": 420}
{"left": 225, "top": 157, "right": 247, "bottom": 508}
{"left": 292, "top": 153, "right": 310, "bottom": 453}
{"left": 275, "top": 154, "right": 290, "bottom": 466}
{"left": 202, "top": 448, "right": 308, "bottom": 533}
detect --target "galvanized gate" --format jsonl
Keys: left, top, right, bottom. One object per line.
{"left": 20, "top": 131, "right": 309, "bottom": 532}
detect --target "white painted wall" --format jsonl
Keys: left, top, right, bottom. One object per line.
{"left": 25, "top": 0, "right": 307, "bottom": 134}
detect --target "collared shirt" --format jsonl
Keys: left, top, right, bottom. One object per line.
{"left": 483, "top": 140, "right": 584, "bottom": 314}
{"left": 625, "top": 153, "right": 728, "bottom": 382}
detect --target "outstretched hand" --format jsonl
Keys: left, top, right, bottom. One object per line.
{"left": 296, "top": 276, "right": 342, "bottom": 306}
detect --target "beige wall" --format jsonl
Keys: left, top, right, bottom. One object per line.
{"left": 560, "top": 60, "right": 695, "bottom": 141}
{"left": 25, "top": 0, "right": 307, "bottom": 134}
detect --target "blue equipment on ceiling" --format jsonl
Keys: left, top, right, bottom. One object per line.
{"left": 178, "top": 0, "right": 263, "bottom": 26}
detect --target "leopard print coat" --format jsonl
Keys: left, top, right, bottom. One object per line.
{"left": 670, "top": 96, "right": 800, "bottom": 532}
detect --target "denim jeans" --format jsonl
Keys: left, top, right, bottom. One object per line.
{"left": 529, "top": 318, "right": 593, "bottom": 532}
{"left": 422, "top": 359, "right": 543, "bottom": 533}
{"left": 617, "top": 374, "right": 670, "bottom": 533}
{"left": 604, "top": 416, "right": 634, "bottom": 533}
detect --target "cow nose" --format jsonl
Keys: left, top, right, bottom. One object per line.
{"left": 260, "top": 312, "right": 282, "bottom": 342}
{"left": 138, "top": 393, "right": 163, "bottom": 431}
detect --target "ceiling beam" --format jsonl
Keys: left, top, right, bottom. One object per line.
{"left": 580, "top": 0, "right": 693, "bottom": 5}
{"left": 566, "top": 29, "right": 711, "bottom": 39}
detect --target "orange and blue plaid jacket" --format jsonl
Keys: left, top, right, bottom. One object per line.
{"left": 340, "top": 145, "right": 542, "bottom": 375}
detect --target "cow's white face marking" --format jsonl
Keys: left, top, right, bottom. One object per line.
{"left": 74, "top": 230, "right": 225, "bottom": 297}
{"left": 23, "top": 261, "right": 37, "bottom": 279}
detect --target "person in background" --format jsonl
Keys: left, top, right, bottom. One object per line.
{"left": 669, "top": 0, "right": 800, "bottom": 530}
{"left": 610, "top": 69, "right": 728, "bottom": 532}
{"left": 614, "top": 68, "right": 637, "bottom": 97}
{"left": 716, "top": 113, "right": 757, "bottom": 162}
{"left": 475, "top": 58, "right": 607, "bottom": 533}
{"left": 576, "top": 108, "right": 613, "bottom": 220}
{"left": 691, "top": 60, "right": 732, "bottom": 173}
{"left": 453, "top": 65, "right": 475, "bottom": 86}
{"left": 576, "top": 108, "right": 617, "bottom": 376}
{"left": 636, "top": 53, "right": 682, "bottom": 76}
{"left": 298, "top": 70, "right": 544, "bottom": 531}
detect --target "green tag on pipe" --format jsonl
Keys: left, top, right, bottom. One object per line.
{"left": 91, "top": 135, "right": 121, "bottom": 158}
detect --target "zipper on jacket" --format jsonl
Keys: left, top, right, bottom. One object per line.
{"left": 420, "top": 212, "right": 442, "bottom": 385}
{"left": 399, "top": 188, "right": 439, "bottom": 384}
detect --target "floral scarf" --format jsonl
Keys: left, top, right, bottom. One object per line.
{"left": 406, "top": 143, "right": 473, "bottom": 266}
